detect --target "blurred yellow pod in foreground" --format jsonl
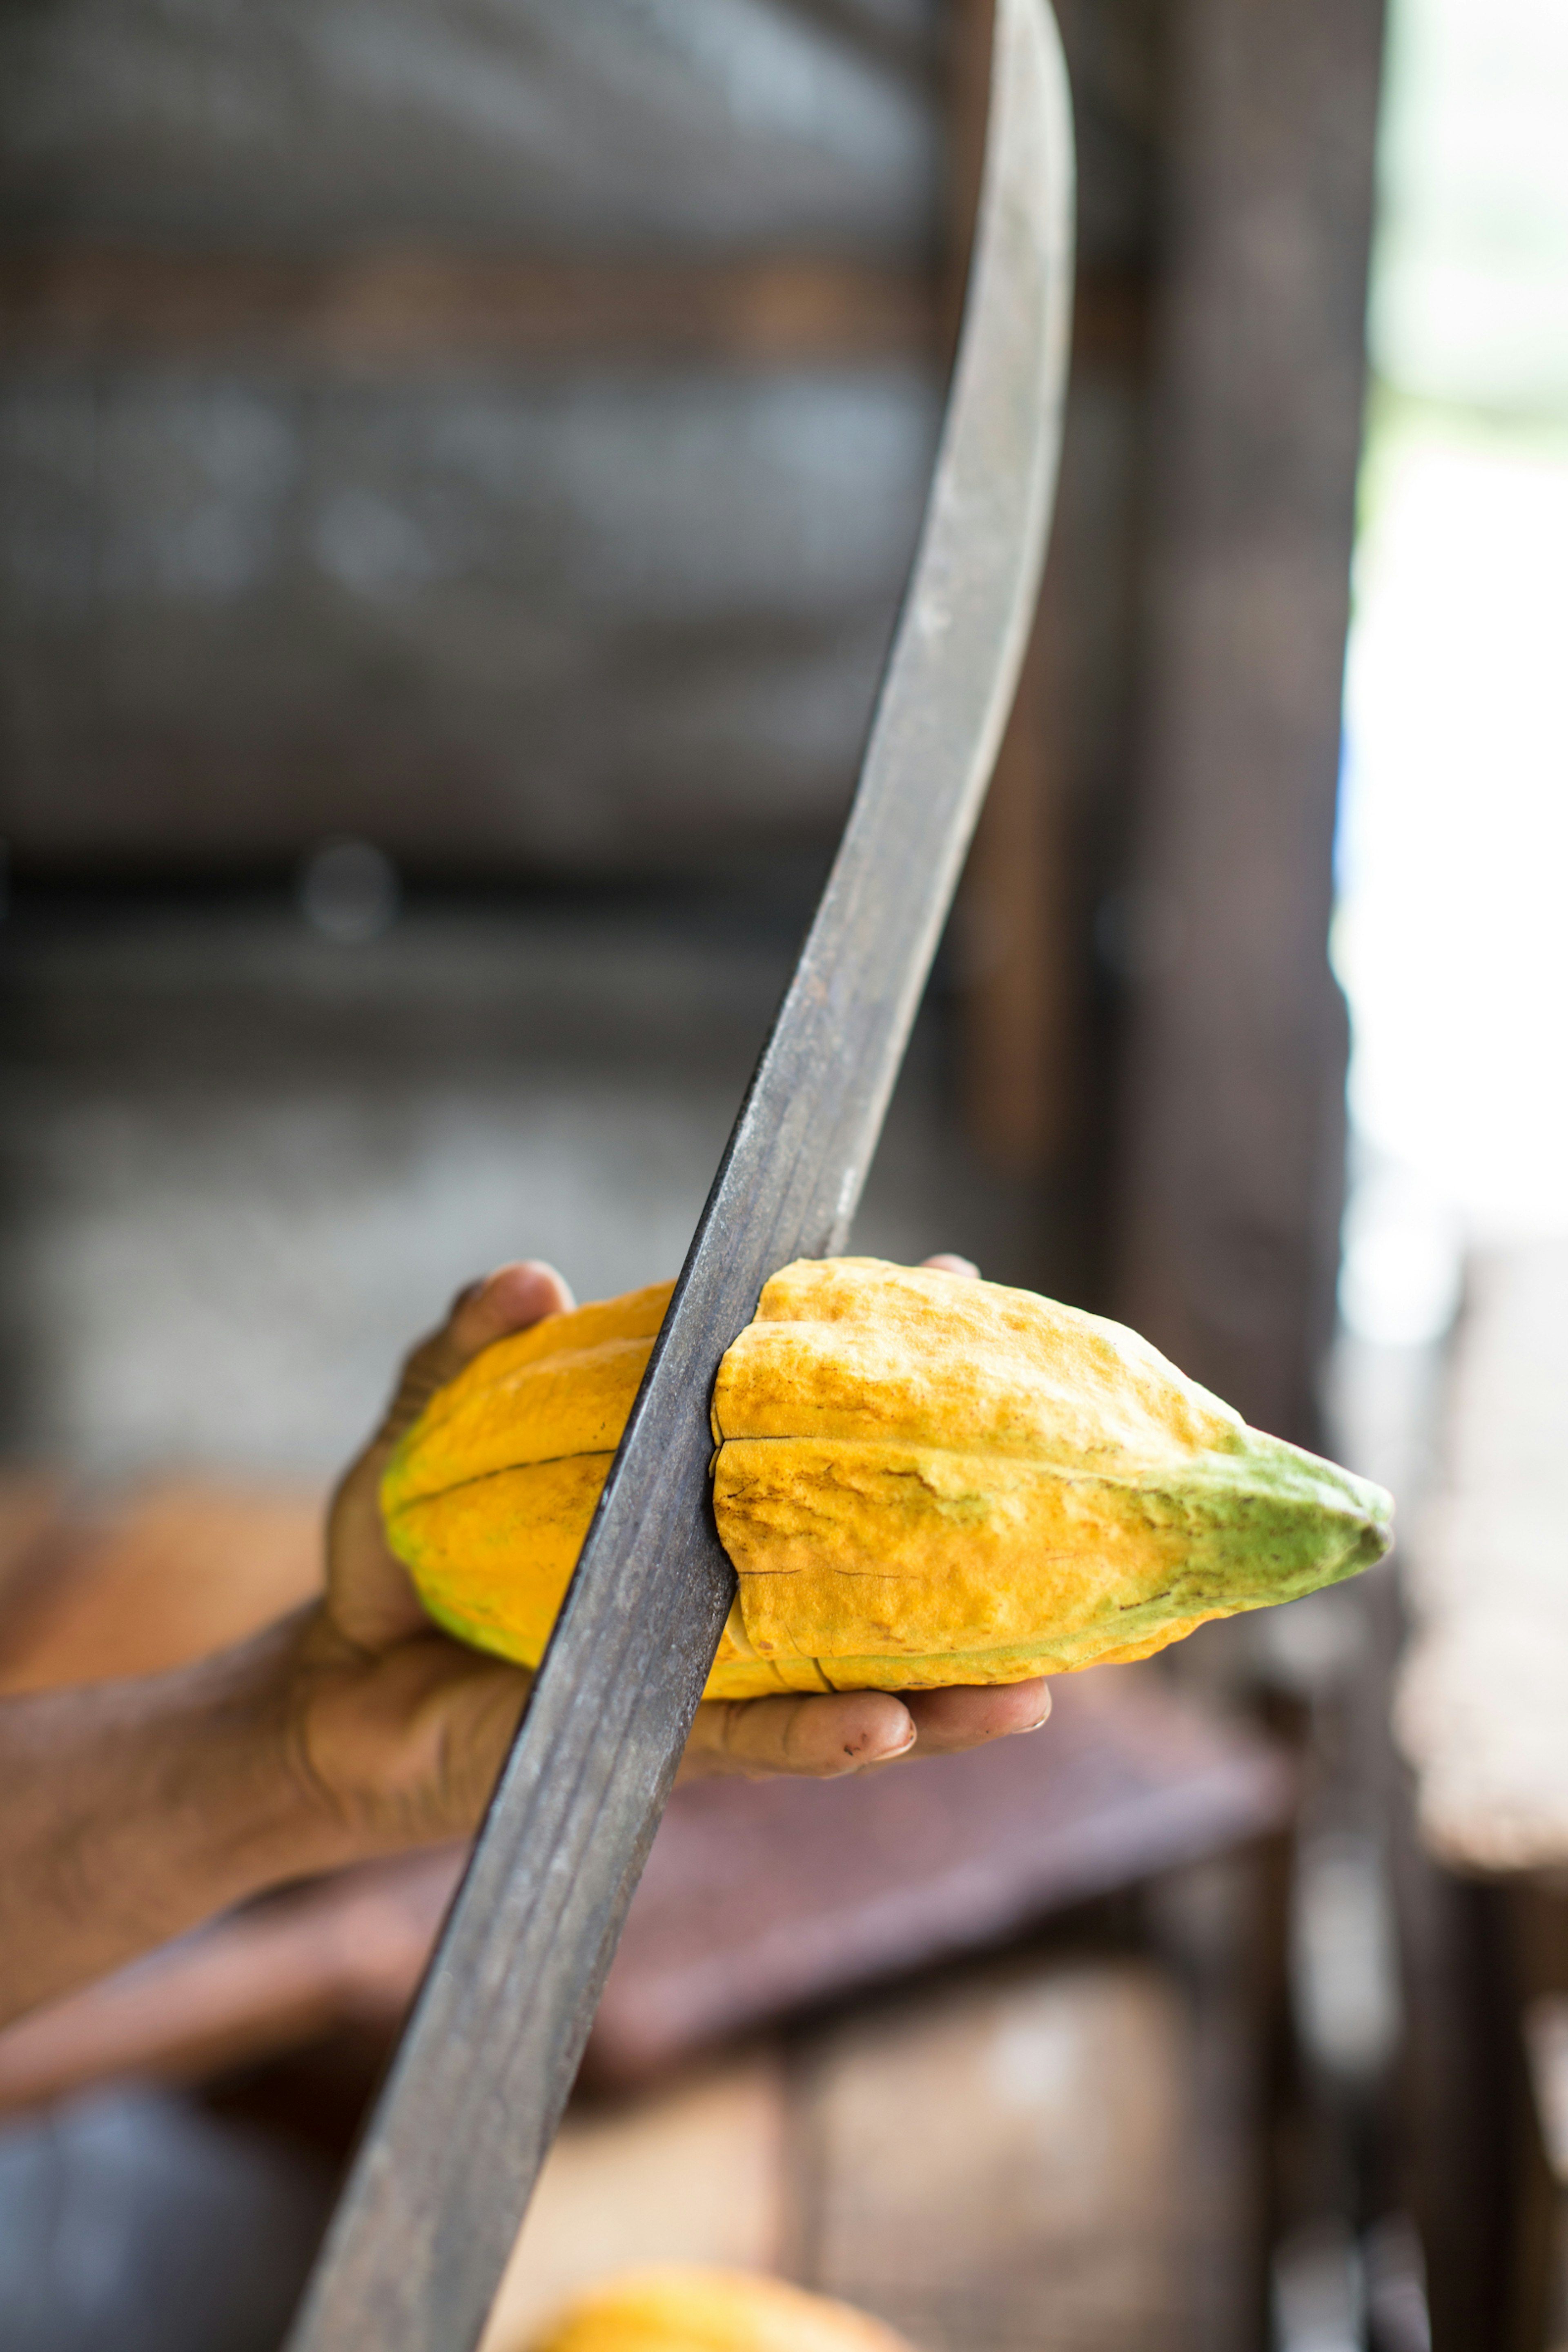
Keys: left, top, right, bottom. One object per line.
{"left": 526, "top": 2266, "right": 913, "bottom": 2352}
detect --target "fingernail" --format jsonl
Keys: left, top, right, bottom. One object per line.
{"left": 863, "top": 1717, "right": 916, "bottom": 1762}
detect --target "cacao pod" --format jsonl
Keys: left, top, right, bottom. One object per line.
{"left": 526, "top": 2266, "right": 913, "bottom": 2352}
{"left": 382, "top": 1258, "right": 1391, "bottom": 1698}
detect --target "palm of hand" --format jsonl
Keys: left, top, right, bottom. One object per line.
{"left": 287, "top": 1259, "right": 1048, "bottom": 1855}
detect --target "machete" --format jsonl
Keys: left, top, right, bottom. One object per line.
{"left": 285, "top": 5, "right": 1073, "bottom": 2341}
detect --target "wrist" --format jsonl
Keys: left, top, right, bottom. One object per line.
{"left": 162, "top": 1606, "right": 370, "bottom": 1892}
{"left": 283, "top": 1605, "right": 532, "bottom": 1856}
{"left": 0, "top": 1609, "right": 354, "bottom": 2027}
{"left": 86, "top": 1610, "right": 365, "bottom": 1942}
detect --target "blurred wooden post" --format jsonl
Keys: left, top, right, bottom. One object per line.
{"left": 959, "top": 626, "right": 1074, "bottom": 1174}
{"left": 1111, "top": 0, "right": 1383, "bottom": 1445}
{"left": 952, "top": 0, "right": 1074, "bottom": 1182}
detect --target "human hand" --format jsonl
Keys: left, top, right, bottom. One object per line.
{"left": 0, "top": 1256, "right": 1046, "bottom": 2027}
{"left": 283, "top": 1263, "right": 576, "bottom": 1859}
{"left": 286, "top": 1254, "right": 1050, "bottom": 1855}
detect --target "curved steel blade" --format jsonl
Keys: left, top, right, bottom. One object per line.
{"left": 285, "top": 7, "right": 1073, "bottom": 2344}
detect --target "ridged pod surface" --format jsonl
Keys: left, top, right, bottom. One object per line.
{"left": 381, "top": 1258, "right": 1392, "bottom": 1699}
{"left": 526, "top": 2267, "right": 913, "bottom": 2352}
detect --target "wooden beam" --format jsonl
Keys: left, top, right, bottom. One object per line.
{"left": 0, "top": 244, "right": 935, "bottom": 368}
{"left": 0, "top": 1852, "right": 461, "bottom": 2119}
{"left": 0, "top": 238, "right": 1143, "bottom": 373}
{"left": 0, "top": 243, "right": 932, "bottom": 368}
{"left": 1111, "top": 0, "right": 1384, "bottom": 1443}
{"left": 951, "top": 0, "right": 1072, "bottom": 1184}
{"left": 958, "top": 622, "right": 1076, "bottom": 1175}
{"left": 795, "top": 1955, "right": 1200, "bottom": 2351}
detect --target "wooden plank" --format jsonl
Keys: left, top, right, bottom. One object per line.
{"left": 1397, "top": 1243, "right": 1568, "bottom": 1872}
{"left": 1507, "top": 1893, "right": 1568, "bottom": 2352}
{"left": 958, "top": 587, "right": 1076, "bottom": 1175}
{"left": 794, "top": 1953, "right": 1196, "bottom": 2352}
{"left": 0, "top": 1660, "right": 1289, "bottom": 2121}
{"left": 956, "top": 314, "right": 1152, "bottom": 1205}
{"left": 1146, "top": 1844, "right": 1290, "bottom": 2352}
{"left": 0, "top": 240, "right": 1145, "bottom": 372}
{"left": 1110, "top": 0, "right": 1384, "bottom": 1445}
{"left": 1523, "top": 1992, "right": 1568, "bottom": 2352}
{"left": 0, "top": 1851, "right": 462, "bottom": 2118}
{"left": 949, "top": 0, "right": 1067, "bottom": 1183}
{"left": 951, "top": 0, "right": 1156, "bottom": 1192}
{"left": 0, "top": 1470, "right": 66, "bottom": 1613}
{"left": 0, "top": 246, "right": 935, "bottom": 370}
{"left": 1393, "top": 1248, "right": 1568, "bottom": 2349}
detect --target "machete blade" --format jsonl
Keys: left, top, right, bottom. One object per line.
{"left": 285, "top": 5, "right": 1073, "bottom": 2342}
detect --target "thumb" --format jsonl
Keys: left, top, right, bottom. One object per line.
{"left": 374, "top": 1261, "right": 576, "bottom": 1453}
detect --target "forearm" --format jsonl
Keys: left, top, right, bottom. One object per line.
{"left": 0, "top": 1610, "right": 345, "bottom": 2028}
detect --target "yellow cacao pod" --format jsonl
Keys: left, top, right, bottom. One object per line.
{"left": 526, "top": 2267, "right": 913, "bottom": 2352}
{"left": 381, "top": 1257, "right": 1391, "bottom": 1699}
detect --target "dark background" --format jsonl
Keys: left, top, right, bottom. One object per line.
{"left": 0, "top": 0, "right": 1380, "bottom": 1478}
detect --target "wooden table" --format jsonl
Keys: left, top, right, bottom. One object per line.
{"left": 1392, "top": 1241, "right": 1568, "bottom": 2352}
{"left": 0, "top": 1468, "right": 1296, "bottom": 2348}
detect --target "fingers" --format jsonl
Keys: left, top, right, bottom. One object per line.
{"left": 920, "top": 1253, "right": 980, "bottom": 1279}
{"left": 678, "top": 1676, "right": 1050, "bottom": 1783}
{"left": 898, "top": 1677, "right": 1051, "bottom": 1755}
{"left": 378, "top": 1261, "right": 575, "bottom": 1449}
{"left": 679, "top": 1690, "right": 917, "bottom": 1782}
{"left": 448, "top": 1262, "right": 576, "bottom": 1360}
{"left": 325, "top": 1260, "right": 577, "bottom": 1654}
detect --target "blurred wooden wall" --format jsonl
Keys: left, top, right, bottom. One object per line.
{"left": 958, "top": 0, "right": 1383, "bottom": 1448}
{"left": 1109, "top": 0, "right": 1384, "bottom": 1446}
{"left": 0, "top": 0, "right": 1384, "bottom": 1443}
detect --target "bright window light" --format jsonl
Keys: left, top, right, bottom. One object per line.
{"left": 1335, "top": 0, "right": 1568, "bottom": 1343}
